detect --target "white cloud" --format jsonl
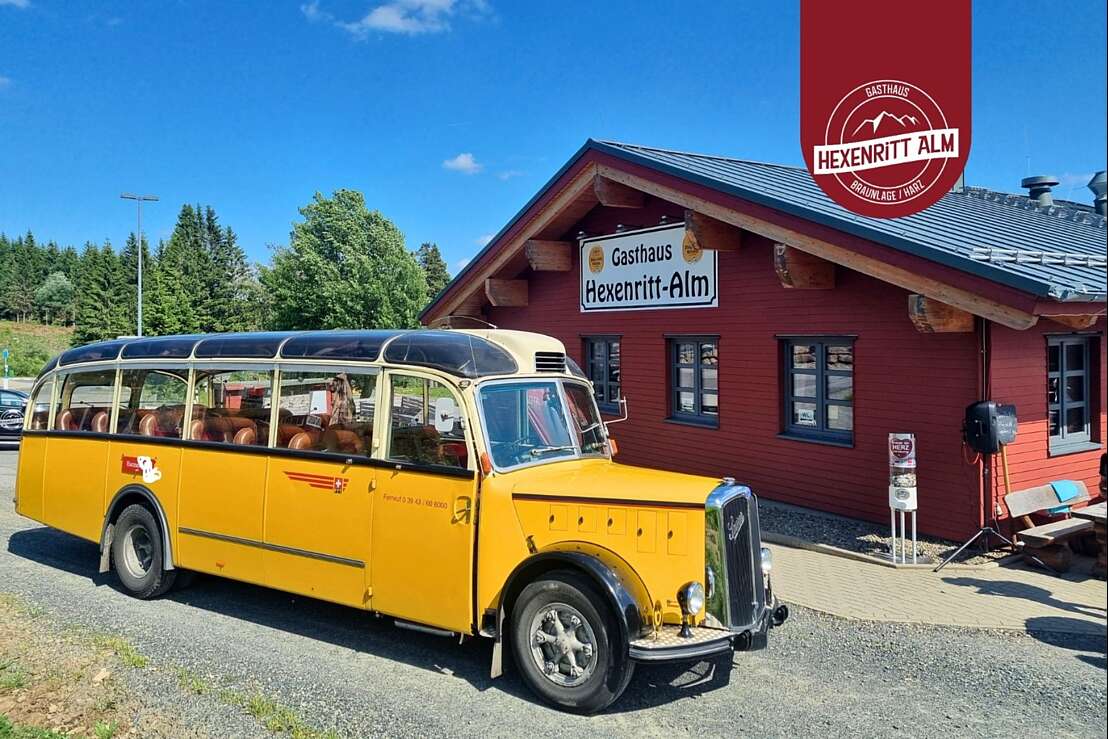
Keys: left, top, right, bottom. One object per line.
{"left": 300, "top": 0, "right": 331, "bottom": 22}
{"left": 496, "top": 169, "right": 524, "bottom": 181}
{"left": 0, "top": 0, "right": 31, "bottom": 8}
{"left": 0, "top": 75, "right": 11, "bottom": 90}
{"left": 341, "top": 0, "right": 458, "bottom": 37}
{"left": 443, "top": 152, "right": 482, "bottom": 174}
{"left": 454, "top": 257, "right": 472, "bottom": 271}
{"left": 474, "top": 234, "right": 493, "bottom": 247}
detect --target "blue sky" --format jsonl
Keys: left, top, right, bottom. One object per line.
{"left": 1, "top": 1, "right": 1105, "bottom": 274}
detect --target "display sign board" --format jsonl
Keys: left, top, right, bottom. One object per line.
{"left": 579, "top": 224, "right": 718, "bottom": 313}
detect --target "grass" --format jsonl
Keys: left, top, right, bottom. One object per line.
{"left": 213, "top": 687, "right": 338, "bottom": 739}
{"left": 90, "top": 635, "right": 147, "bottom": 669}
{"left": 0, "top": 320, "right": 73, "bottom": 376}
{"left": 92, "top": 721, "right": 118, "bottom": 739}
{"left": 173, "top": 666, "right": 211, "bottom": 695}
{"left": 0, "top": 659, "right": 27, "bottom": 690}
{"left": 0, "top": 715, "right": 67, "bottom": 739}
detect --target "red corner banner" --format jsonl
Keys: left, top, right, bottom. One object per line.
{"left": 801, "top": 0, "right": 972, "bottom": 218}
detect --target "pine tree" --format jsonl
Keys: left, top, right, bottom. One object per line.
{"left": 415, "top": 242, "right": 451, "bottom": 301}
{"left": 73, "top": 242, "right": 118, "bottom": 344}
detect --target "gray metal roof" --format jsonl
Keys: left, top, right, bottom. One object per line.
{"left": 594, "top": 140, "right": 1107, "bottom": 302}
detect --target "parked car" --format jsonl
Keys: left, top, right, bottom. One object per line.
{"left": 0, "top": 388, "right": 29, "bottom": 443}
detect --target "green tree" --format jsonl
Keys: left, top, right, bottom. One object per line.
{"left": 34, "top": 271, "right": 75, "bottom": 324}
{"left": 415, "top": 242, "right": 451, "bottom": 302}
{"left": 261, "top": 190, "right": 427, "bottom": 330}
{"left": 73, "top": 242, "right": 120, "bottom": 344}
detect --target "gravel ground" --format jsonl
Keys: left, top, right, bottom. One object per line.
{"left": 759, "top": 498, "right": 1014, "bottom": 566}
{"left": 1, "top": 449, "right": 1105, "bottom": 737}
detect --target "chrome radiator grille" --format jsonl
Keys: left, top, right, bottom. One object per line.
{"left": 705, "top": 484, "right": 766, "bottom": 630}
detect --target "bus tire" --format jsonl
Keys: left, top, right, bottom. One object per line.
{"left": 510, "top": 570, "right": 634, "bottom": 714}
{"left": 111, "top": 504, "right": 176, "bottom": 599}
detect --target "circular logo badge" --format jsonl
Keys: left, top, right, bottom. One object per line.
{"left": 681, "top": 231, "right": 702, "bottom": 264}
{"left": 587, "top": 245, "right": 605, "bottom": 273}
{"left": 815, "top": 79, "right": 958, "bottom": 213}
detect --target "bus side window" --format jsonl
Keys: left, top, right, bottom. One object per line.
{"left": 387, "top": 375, "right": 467, "bottom": 469}
{"left": 26, "top": 379, "right": 54, "bottom": 430}
{"left": 117, "top": 369, "right": 189, "bottom": 439}
{"left": 191, "top": 369, "right": 273, "bottom": 446}
{"left": 277, "top": 369, "right": 377, "bottom": 454}
{"left": 54, "top": 370, "right": 118, "bottom": 433}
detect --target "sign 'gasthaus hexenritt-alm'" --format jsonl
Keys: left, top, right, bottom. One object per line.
{"left": 579, "top": 224, "right": 718, "bottom": 312}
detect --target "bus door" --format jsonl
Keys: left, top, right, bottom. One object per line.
{"left": 41, "top": 368, "right": 117, "bottom": 541}
{"left": 262, "top": 367, "right": 378, "bottom": 609}
{"left": 370, "top": 371, "right": 477, "bottom": 633}
{"left": 176, "top": 367, "right": 274, "bottom": 586}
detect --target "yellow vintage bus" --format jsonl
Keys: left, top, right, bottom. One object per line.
{"left": 14, "top": 329, "right": 786, "bottom": 712}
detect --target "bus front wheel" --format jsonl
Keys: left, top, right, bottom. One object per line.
{"left": 111, "top": 504, "right": 177, "bottom": 599}
{"left": 510, "top": 570, "right": 634, "bottom": 714}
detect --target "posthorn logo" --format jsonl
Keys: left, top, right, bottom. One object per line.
{"left": 726, "top": 513, "right": 745, "bottom": 542}
{"left": 814, "top": 80, "right": 959, "bottom": 209}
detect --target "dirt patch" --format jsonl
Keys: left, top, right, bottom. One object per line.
{"left": 0, "top": 593, "right": 199, "bottom": 738}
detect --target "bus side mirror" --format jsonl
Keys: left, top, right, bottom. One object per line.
{"left": 604, "top": 397, "right": 629, "bottom": 430}
{"left": 434, "top": 397, "right": 459, "bottom": 434}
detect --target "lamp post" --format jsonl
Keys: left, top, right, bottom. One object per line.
{"left": 120, "top": 193, "right": 158, "bottom": 337}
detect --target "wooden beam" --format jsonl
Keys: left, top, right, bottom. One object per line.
{"left": 774, "top": 243, "right": 835, "bottom": 288}
{"left": 594, "top": 175, "right": 645, "bottom": 208}
{"left": 1049, "top": 314, "right": 1100, "bottom": 329}
{"left": 429, "top": 163, "right": 598, "bottom": 321}
{"left": 524, "top": 240, "right": 573, "bottom": 271}
{"left": 908, "top": 295, "right": 975, "bottom": 333}
{"left": 453, "top": 293, "right": 486, "bottom": 317}
{"left": 596, "top": 163, "right": 1040, "bottom": 330}
{"left": 484, "top": 279, "right": 528, "bottom": 307}
{"left": 684, "top": 209, "right": 742, "bottom": 252}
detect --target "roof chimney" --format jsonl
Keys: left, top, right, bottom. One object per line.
{"left": 1088, "top": 170, "right": 1107, "bottom": 216}
{"left": 1020, "top": 175, "right": 1060, "bottom": 207}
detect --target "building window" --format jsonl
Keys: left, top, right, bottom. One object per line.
{"left": 1048, "top": 336, "right": 1096, "bottom": 453}
{"left": 584, "top": 337, "right": 621, "bottom": 413}
{"left": 668, "top": 337, "right": 718, "bottom": 426}
{"left": 781, "top": 338, "right": 854, "bottom": 444}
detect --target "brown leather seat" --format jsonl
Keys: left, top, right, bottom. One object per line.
{"left": 55, "top": 409, "right": 76, "bottom": 431}
{"left": 233, "top": 426, "right": 257, "bottom": 445}
{"left": 322, "top": 428, "right": 365, "bottom": 454}
{"left": 139, "top": 414, "right": 159, "bottom": 436}
{"left": 288, "top": 432, "right": 314, "bottom": 450}
{"left": 90, "top": 411, "right": 109, "bottom": 433}
{"left": 188, "top": 419, "right": 205, "bottom": 440}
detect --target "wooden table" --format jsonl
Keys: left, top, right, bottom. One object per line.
{"left": 1072, "top": 502, "right": 1107, "bottom": 579}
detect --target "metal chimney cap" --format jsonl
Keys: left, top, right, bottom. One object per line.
{"left": 1021, "top": 175, "right": 1060, "bottom": 189}
{"left": 1088, "top": 170, "right": 1107, "bottom": 197}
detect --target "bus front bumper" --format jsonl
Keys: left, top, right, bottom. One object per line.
{"left": 627, "top": 596, "right": 788, "bottom": 664}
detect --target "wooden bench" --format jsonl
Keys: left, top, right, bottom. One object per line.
{"left": 1005, "top": 482, "right": 1094, "bottom": 571}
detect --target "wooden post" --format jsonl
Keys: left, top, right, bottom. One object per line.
{"left": 524, "top": 240, "right": 572, "bottom": 271}
{"left": 908, "top": 294, "right": 975, "bottom": 333}
{"left": 774, "top": 244, "right": 834, "bottom": 288}
{"left": 594, "top": 176, "right": 645, "bottom": 208}
{"left": 684, "top": 209, "right": 742, "bottom": 251}
{"left": 484, "top": 279, "right": 529, "bottom": 307}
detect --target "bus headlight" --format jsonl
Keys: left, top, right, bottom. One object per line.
{"left": 677, "top": 581, "right": 705, "bottom": 617}
{"left": 760, "top": 547, "right": 773, "bottom": 575}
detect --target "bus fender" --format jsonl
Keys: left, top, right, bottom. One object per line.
{"left": 100, "top": 485, "right": 175, "bottom": 573}
{"left": 494, "top": 546, "right": 650, "bottom": 677}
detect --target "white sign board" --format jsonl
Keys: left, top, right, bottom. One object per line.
{"left": 579, "top": 224, "right": 718, "bottom": 312}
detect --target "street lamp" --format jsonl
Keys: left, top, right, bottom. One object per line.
{"left": 120, "top": 193, "right": 159, "bottom": 337}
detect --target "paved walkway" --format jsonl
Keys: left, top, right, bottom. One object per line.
{"left": 769, "top": 542, "right": 1108, "bottom": 635}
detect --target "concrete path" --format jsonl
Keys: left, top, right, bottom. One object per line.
{"left": 770, "top": 542, "right": 1108, "bottom": 635}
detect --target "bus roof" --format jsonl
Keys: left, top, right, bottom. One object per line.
{"left": 47, "top": 329, "right": 571, "bottom": 380}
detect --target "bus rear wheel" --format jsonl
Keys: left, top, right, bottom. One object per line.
{"left": 111, "top": 504, "right": 176, "bottom": 599}
{"left": 510, "top": 571, "right": 634, "bottom": 714}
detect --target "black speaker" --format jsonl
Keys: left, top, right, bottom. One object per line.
{"left": 963, "top": 401, "right": 1017, "bottom": 454}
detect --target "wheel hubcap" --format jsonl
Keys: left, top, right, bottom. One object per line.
{"left": 122, "top": 524, "right": 154, "bottom": 579}
{"left": 528, "top": 603, "right": 597, "bottom": 687}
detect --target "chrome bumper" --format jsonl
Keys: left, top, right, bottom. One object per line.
{"left": 628, "top": 593, "right": 787, "bottom": 664}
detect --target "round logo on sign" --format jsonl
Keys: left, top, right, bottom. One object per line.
{"left": 814, "top": 80, "right": 959, "bottom": 217}
{"left": 681, "top": 231, "right": 702, "bottom": 264}
{"left": 587, "top": 246, "right": 605, "bottom": 273}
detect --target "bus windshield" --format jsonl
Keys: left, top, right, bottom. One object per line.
{"left": 478, "top": 380, "right": 608, "bottom": 469}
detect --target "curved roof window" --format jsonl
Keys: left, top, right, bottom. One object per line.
{"left": 383, "top": 331, "right": 518, "bottom": 378}
{"left": 194, "top": 332, "right": 295, "bottom": 359}
{"left": 280, "top": 331, "right": 402, "bottom": 362}
{"left": 58, "top": 340, "right": 127, "bottom": 366}
{"left": 121, "top": 335, "right": 203, "bottom": 360}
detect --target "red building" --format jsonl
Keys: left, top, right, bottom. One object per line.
{"left": 421, "top": 141, "right": 1107, "bottom": 541}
